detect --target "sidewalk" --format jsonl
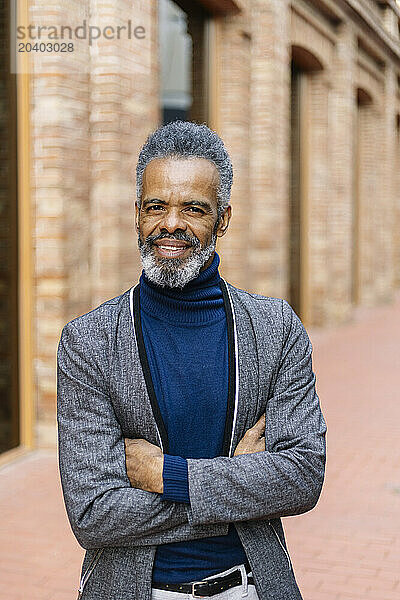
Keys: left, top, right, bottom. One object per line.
{"left": 1, "top": 295, "right": 399, "bottom": 600}
{"left": 0, "top": 451, "right": 83, "bottom": 600}
{"left": 285, "top": 293, "right": 400, "bottom": 599}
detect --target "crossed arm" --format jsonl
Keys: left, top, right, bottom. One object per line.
{"left": 57, "top": 301, "right": 326, "bottom": 549}
{"left": 124, "top": 415, "right": 266, "bottom": 494}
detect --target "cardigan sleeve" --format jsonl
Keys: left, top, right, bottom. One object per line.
{"left": 185, "top": 300, "right": 327, "bottom": 526}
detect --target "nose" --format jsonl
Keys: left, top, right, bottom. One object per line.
{"left": 159, "top": 207, "right": 187, "bottom": 234}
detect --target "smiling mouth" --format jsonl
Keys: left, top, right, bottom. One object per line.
{"left": 154, "top": 240, "right": 192, "bottom": 258}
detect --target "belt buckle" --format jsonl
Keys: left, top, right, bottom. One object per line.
{"left": 191, "top": 581, "right": 207, "bottom": 598}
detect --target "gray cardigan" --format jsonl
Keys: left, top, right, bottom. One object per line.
{"left": 57, "top": 280, "right": 327, "bottom": 600}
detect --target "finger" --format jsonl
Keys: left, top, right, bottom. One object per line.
{"left": 252, "top": 414, "right": 266, "bottom": 433}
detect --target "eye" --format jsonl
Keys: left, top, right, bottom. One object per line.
{"left": 185, "top": 206, "right": 204, "bottom": 214}
{"left": 147, "top": 204, "right": 164, "bottom": 212}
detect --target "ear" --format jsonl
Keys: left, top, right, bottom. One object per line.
{"left": 216, "top": 205, "right": 232, "bottom": 238}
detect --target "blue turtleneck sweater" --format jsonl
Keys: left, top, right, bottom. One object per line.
{"left": 139, "top": 252, "right": 247, "bottom": 583}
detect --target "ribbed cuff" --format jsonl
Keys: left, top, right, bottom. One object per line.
{"left": 161, "top": 454, "right": 190, "bottom": 504}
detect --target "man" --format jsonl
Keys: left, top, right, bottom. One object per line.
{"left": 57, "top": 120, "right": 327, "bottom": 600}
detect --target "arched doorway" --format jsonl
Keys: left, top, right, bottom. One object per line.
{"left": 289, "top": 45, "right": 324, "bottom": 321}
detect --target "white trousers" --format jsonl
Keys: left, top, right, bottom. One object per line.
{"left": 151, "top": 563, "right": 259, "bottom": 600}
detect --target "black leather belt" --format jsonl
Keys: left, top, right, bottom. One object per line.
{"left": 152, "top": 564, "right": 254, "bottom": 597}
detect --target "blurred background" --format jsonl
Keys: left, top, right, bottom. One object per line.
{"left": 0, "top": 1, "right": 400, "bottom": 599}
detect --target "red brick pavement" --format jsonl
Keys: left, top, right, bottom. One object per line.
{"left": 285, "top": 293, "right": 400, "bottom": 600}
{"left": 1, "top": 294, "right": 399, "bottom": 600}
{"left": 0, "top": 451, "right": 82, "bottom": 600}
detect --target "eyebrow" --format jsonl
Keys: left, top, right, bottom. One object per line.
{"left": 142, "top": 198, "right": 213, "bottom": 211}
{"left": 142, "top": 198, "right": 167, "bottom": 207}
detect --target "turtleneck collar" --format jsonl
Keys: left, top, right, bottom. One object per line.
{"left": 139, "top": 252, "right": 225, "bottom": 325}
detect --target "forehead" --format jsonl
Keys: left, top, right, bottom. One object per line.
{"left": 142, "top": 157, "right": 219, "bottom": 198}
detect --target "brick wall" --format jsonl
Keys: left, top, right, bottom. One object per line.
{"left": 26, "top": 0, "right": 400, "bottom": 445}
{"left": 326, "top": 25, "right": 355, "bottom": 324}
{"left": 246, "top": 0, "right": 290, "bottom": 298}
{"left": 31, "top": 0, "right": 158, "bottom": 445}
{"left": 216, "top": 0, "right": 252, "bottom": 290}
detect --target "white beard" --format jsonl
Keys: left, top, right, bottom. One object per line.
{"left": 138, "top": 232, "right": 217, "bottom": 289}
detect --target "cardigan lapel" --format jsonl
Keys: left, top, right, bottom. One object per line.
{"left": 225, "top": 284, "right": 261, "bottom": 454}
{"left": 109, "top": 289, "right": 161, "bottom": 446}
{"left": 132, "top": 284, "right": 169, "bottom": 452}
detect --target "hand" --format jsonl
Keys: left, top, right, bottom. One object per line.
{"left": 124, "top": 438, "right": 164, "bottom": 494}
{"left": 234, "top": 413, "right": 266, "bottom": 456}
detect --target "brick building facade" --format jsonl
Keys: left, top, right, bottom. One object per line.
{"left": 1, "top": 0, "right": 400, "bottom": 453}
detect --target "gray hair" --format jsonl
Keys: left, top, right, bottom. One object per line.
{"left": 136, "top": 120, "right": 233, "bottom": 217}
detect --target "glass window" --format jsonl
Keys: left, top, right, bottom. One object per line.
{"left": 158, "top": 0, "right": 209, "bottom": 125}
{"left": 159, "top": 0, "right": 193, "bottom": 124}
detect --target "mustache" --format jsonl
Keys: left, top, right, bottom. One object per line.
{"left": 140, "top": 231, "right": 201, "bottom": 248}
